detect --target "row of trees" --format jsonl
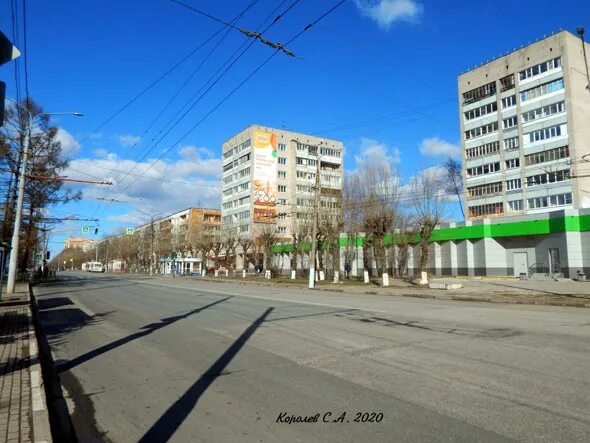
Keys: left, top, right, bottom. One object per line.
{"left": 1, "top": 99, "right": 79, "bottom": 271}
{"left": 75, "top": 159, "right": 455, "bottom": 279}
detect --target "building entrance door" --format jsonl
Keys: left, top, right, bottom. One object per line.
{"left": 548, "top": 248, "right": 560, "bottom": 274}
{"left": 513, "top": 252, "right": 528, "bottom": 276}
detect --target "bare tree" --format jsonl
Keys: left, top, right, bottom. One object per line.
{"left": 290, "top": 217, "right": 311, "bottom": 275}
{"left": 319, "top": 207, "right": 344, "bottom": 279}
{"left": 410, "top": 168, "right": 448, "bottom": 273}
{"left": 255, "top": 223, "right": 277, "bottom": 271}
{"left": 348, "top": 163, "right": 399, "bottom": 276}
{"left": 444, "top": 158, "right": 464, "bottom": 219}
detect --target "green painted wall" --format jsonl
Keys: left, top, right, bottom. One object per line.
{"left": 271, "top": 214, "right": 590, "bottom": 253}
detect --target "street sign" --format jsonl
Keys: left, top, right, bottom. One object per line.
{"left": 82, "top": 226, "right": 90, "bottom": 234}
{"left": 0, "top": 30, "right": 21, "bottom": 66}
{"left": 126, "top": 228, "right": 134, "bottom": 235}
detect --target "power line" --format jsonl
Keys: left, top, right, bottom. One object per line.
{"left": 119, "top": 0, "right": 346, "bottom": 197}
{"left": 105, "top": 0, "right": 301, "bottom": 200}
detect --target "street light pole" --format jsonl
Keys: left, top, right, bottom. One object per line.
{"left": 6, "top": 110, "right": 31, "bottom": 293}
{"left": 5, "top": 99, "right": 83, "bottom": 293}
{"left": 308, "top": 143, "right": 323, "bottom": 289}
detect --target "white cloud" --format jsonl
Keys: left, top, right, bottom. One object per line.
{"left": 93, "top": 148, "right": 109, "bottom": 158}
{"left": 419, "top": 137, "right": 461, "bottom": 159}
{"left": 118, "top": 134, "right": 142, "bottom": 147}
{"left": 63, "top": 145, "right": 221, "bottom": 222}
{"left": 354, "top": 0, "right": 423, "bottom": 30}
{"left": 353, "top": 137, "right": 401, "bottom": 171}
{"left": 55, "top": 128, "right": 81, "bottom": 157}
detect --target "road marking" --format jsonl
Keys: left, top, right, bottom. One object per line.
{"left": 130, "top": 280, "right": 388, "bottom": 313}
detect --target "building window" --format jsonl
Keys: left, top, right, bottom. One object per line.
{"left": 507, "top": 200, "right": 523, "bottom": 212}
{"left": 524, "top": 146, "right": 569, "bottom": 166}
{"left": 278, "top": 171, "right": 287, "bottom": 179}
{"left": 465, "top": 140, "right": 500, "bottom": 159}
{"left": 238, "top": 210, "right": 250, "bottom": 220}
{"left": 239, "top": 153, "right": 251, "bottom": 164}
{"left": 466, "top": 162, "right": 500, "bottom": 177}
{"left": 463, "top": 102, "right": 498, "bottom": 121}
{"left": 528, "top": 192, "right": 572, "bottom": 209}
{"left": 519, "top": 57, "right": 561, "bottom": 81}
{"left": 502, "top": 95, "right": 516, "bottom": 108}
{"left": 505, "top": 158, "right": 520, "bottom": 169}
{"left": 520, "top": 78, "right": 564, "bottom": 102}
{"left": 239, "top": 182, "right": 250, "bottom": 191}
{"left": 238, "top": 196, "right": 250, "bottom": 206}
{"left": 526, "top": 169, "right": 570, "bottom": 187}
{"left": 320, "top": 147, "right": 341, "bottom": 157}
{"left": 467, "top": 182, "right": 502, "bottom": 199}
{"left": 503, "top": 116, "right": 518, "bottom": 129}
{"left": 223, "top": 175, "right": 233, "bottom": 184}
{"left": 462, "top": 81, "right": 497, "bottom": 105}
{"left": 464, "top": 121, "right": 499, "bottom": 140}
{"left": 278, "top": 185, "right": 287, "bottom": 193}
{"left": 526, "top": 124, "right": 565, "bottom": 144}
{"left": 239, "top": 167, "right": 251, "bottom": 178}
{"left": 506, "top": 178, "right": 522, "bottom": 191}
{"left": 468, "top": 202, "right": 503, "bottom": 217}
{"left": 522, "top": 101, "right": 565, "bottom": 123}
{"left": 277, "top": 212, "right": 287, "bottom": 220}
{"left": 277, "top": 198, "right": 287, "bottom": 205}
{"left": 278, "top": 143, "right": 286, "bottom": 151}
{"left": 277, "top": 226, "right": 287, "bottom": 234}
{"left": 503, "top": 136, "right": 519, "bottom": 150}
{"left": 239, "top": 225, "right": 249, "bottom": 233}
{"left": 499, "top": 74, "right": 515, "bottom": 91}
{"left": 278, "top": 157, "right": 287, "bottom": 165}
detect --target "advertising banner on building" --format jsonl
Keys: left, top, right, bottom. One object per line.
{"left": 253, "top": 130, "right": 277, "bottom": 223}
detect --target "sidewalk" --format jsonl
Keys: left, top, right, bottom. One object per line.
{"left": 0, "top": 284, "right": 51, "bottom": 443}
{"left": 195, "top": 275, "right": 590, "bottom": 308}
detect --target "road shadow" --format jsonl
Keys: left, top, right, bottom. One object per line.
{"left": 37, "top": 282, "right": 140, "bottom": 297}
{"left": 138, "top": 307, "right": 274, "bottom": 443}
{"left": 39, "top": 306, "right": 114, "bottom": 344}
{"left": 37, "top": 297, "right": 74, "bottom": 310}
{"left": 57, "top": 297, "right": 232, "bottom": 373}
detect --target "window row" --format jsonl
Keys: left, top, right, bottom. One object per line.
{"left": 526, "top": 124, "right": 564, "bottom": 144}
{"left": 499, "top": 74, "right": 515, "bottom": 92}
{"left": 466, "top": 162, "right": 500, "bottom": 177}
{"left": 463, "top": 81, "right": 497, "bottom": 105}
{"left": 278, "top": 143, "right": 286, "bottom": 151}
{"left": 507, "top": 200, "right": 523, "bottom": 212}
{"left": 297, "top": 171, "right": 316, "bottom": 180}
{"left": 278, "top": 171, "right": 287, "bottom": 179}
{"left": 520, "top": 78, "right": 564, "bottom": 102}
{"left": 278, "top": 185, "right": 287, "bottom": 193}
{"left": 223, "top": 139, "right": 251, "bottom": 160}
{"left": 468, "top": 202, "right": 503, "bottom": 218}
{"left": 239, "top": 167, "right": 251, "bottom": 178}
{"left": 320, "top": 147, "right": 341, "bottom": 158}
{"left": 505, "top": 158, "right": 520, "bottom": 169}
{"left": 519, "top": 57, "right": 561, "bottom": 81}
{"left": 466, "top": 140, "right": 500, "bottom": 159}
{"left": 528, "top": 192, "right": 572, "bottom": 209}
{"left": 526, "top": 169, "right": 570, "bottom": 187}
{"left": 522, "top": 101, "right": 565, "bottom": 123}
{"left": 467, "top": 182, "right": 502, "bottom": 199}
{"left": 524, "top": 145, "right": 569, "bottom": 166}
{"left": 504, "top": 136, "right": 519, "bottom": 150}
{"left": 502, "top": 95, "right": 516, "bottom": 109}
{"left": 465, "top": 121, "right": 498, "bottom": 140}
{"left": 464, "top": 101, "right": 497, "bottom": 121}
{"left": 503, "top": 116, "right": 518, "bottom": 129}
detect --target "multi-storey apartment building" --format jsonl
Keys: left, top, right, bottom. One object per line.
{"left": 221, "top": 125, "right": 343, "bottom": 240}
{"left": 63, "top": 236, "right": 96, "bottom": 252}
{"left": 458, "top": 30, "right": 590, "bottom": 220}
{"left": 134, "top": 207, "right": 220, "bottom": 257}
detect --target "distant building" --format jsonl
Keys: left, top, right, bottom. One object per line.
{"left": 221, "top": 124, "right": 344, "bottom": 240}
{"left": 64, "top": 236, "right": 96, "bottom": 252}
{"left": 458, "top": 30, "right": 590, "bottom": 220}
{"left": 134, "top": 207, "right": 221, "bottom": 257}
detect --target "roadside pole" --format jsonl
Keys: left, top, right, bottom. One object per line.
{"left": 308, "top": 145, "right": 322, "bottom": 289}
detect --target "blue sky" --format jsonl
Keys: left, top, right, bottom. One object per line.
{"left": 1, "top": 0, "right": 588, "bottom": 256}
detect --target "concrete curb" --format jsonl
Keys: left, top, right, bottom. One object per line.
{"left": 26, "top": 285, "right": 52, "bottom": 443}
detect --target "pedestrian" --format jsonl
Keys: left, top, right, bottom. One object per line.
{"left": 344, "top": 262, "right": 351, "bottom": 279}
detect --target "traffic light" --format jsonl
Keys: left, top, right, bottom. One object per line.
{"left": 46, "top": 251, "right": 51, "bottom": 260}
{"left": 94, "top": 228, "right": 99, "bottom": 235}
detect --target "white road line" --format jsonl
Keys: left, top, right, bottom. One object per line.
{"left": 130, "top": 279, "right": 388, "bottom": 313}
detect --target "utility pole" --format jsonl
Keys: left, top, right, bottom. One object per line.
{"left": 150, "top": 217, "right": 155, "bottom": 276}
{"left": 6, "top": 111, "right": 31, "bottom": 293}
{"left": 41, "top": 224, "right": 48, "bottom": 272}
{"left": 308, "top": 143, "right": 323, "bottom": 289}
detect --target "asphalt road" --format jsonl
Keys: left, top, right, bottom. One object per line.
{"left": 34, "top": 272, "right": 590, "bottom": 442}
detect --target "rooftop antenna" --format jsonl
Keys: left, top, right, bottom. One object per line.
{"left": 577, "top": 27, "right": 590, "bottom": 91}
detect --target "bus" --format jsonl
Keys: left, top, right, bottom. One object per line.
{"left": 85, "top": 261, "right": 105, "bottom": 273}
